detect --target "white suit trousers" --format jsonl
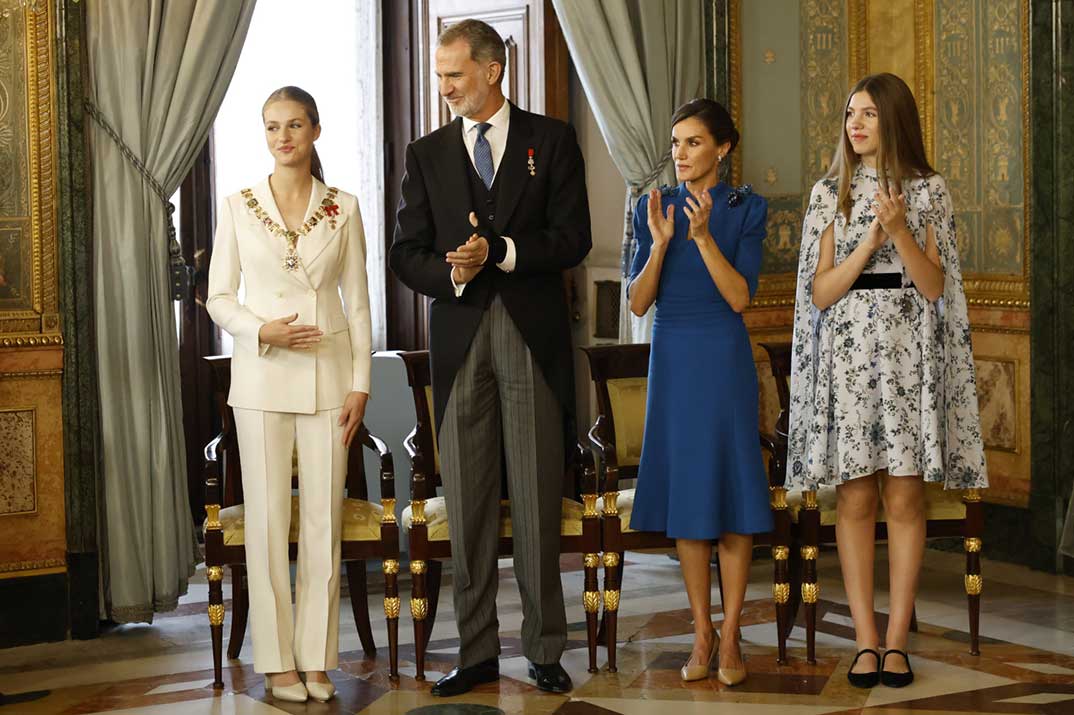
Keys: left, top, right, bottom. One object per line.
{"left": 233, "top": 407, "right": 347, "bottom": 673}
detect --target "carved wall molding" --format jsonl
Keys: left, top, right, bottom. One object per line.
{"left": 0, "top": 557, "right": 64, "bottom": 574}
{"left": 0, "top": 3, "right": 59, "bottom": 339}
{"left": 0, "top": 367, "right": 61, "bottom": 379}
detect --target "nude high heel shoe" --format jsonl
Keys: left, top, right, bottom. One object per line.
{"left": 264, "top": 674, "right": 308, "bottom": 702}
{"left": 680, "top": 628, "right": 719, "bottom": 682}
{"left": 716, "top": 637, "right": 747, "bottom": 687}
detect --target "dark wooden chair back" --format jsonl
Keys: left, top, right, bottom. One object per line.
{"left": 758, "top": 342, "right": 793, "bottom": 489}
{"left": 579, "top": 343, "right": 650, "bottom": 485}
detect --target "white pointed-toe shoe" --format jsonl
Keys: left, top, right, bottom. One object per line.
{"left": 264, "top": 675, "right": 308, "bottom": 702}
{"left": 304, "top": 677, "right": 336, "bottom": 702}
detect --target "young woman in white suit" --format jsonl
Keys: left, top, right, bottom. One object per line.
{"left": 206, "top": 86, "right": 372, "bottom": 703}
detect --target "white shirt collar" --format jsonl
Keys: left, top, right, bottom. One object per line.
{"left": 461, "top": 98, "right": 510, "bottom": 134}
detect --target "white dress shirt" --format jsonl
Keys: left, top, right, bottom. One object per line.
{"left": 453, "top": 98, "right": 516, "bottom": 296}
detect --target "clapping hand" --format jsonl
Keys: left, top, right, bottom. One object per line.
{"left": 872, "top": 186, "right": 908, "bottom": 238}
{"left": 447, "top": 212, "right": 489, "bottom": 285}
{"left": 646, "top": 188, "right": 675, "bottom": 248}
{"left": 865, "top": 216, "right": 888, "bottom": 252}
{"left": 683, "top": 188, "right": 714, "bottom": 243}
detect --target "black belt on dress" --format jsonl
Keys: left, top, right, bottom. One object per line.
{"left": 849, "top": 272, "right": 914, "bottom": 291}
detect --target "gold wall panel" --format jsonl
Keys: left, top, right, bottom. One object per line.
{"left": 0, "top": 407, "right": 35, "bottom": 515}
{"left": 0, "top": 350, "right": 65, "bottom": 571}
{"left": 970, "top": 328, "right": 1030, "bottom": 507}
{"left": 0, "top": 3, "right": 64, "bottom": 577}
{"left": 976, "top": 357, "right": 1017, "bottom": 453}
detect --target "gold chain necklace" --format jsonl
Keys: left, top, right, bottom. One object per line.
{"left": 241, "top": 186, "right": 341, "bottom": 271}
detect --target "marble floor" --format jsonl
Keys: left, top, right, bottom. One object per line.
{"left": 2, "top": 547, "right": 1074, "bottom": 714}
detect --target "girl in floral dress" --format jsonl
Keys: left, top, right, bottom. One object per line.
{"left": 786, "top": 73, "right": 987, "bottom": 689}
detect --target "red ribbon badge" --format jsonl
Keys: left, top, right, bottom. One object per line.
{"left": 323, "top": 203, "right": 340, "bottom": 217}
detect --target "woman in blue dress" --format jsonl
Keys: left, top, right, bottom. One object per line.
{"left": 628, "top": 98, "right": 773, "bottom": 686}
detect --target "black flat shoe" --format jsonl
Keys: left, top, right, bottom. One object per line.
{"left": 431, "top": 658, "right": 499, "bottom": 697}
{"left": 527, "top": 661, "right": 573, "bottom": 693}
{"left": 880, "top": 649, "right": 914, "bottom": 688}
{"left": 847, "top": 648, "right": 881, "bottom": 689}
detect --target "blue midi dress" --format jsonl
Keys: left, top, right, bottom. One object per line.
{"left": 627, "top": 183, "right": 774, "bottom": 539}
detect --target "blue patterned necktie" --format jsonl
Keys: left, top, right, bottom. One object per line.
{"left": 474, "top": 122, "right": 495, "bottom": 189}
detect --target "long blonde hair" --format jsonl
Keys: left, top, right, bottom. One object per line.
{"left": 826, "top": 73, "right": 935, "bottom": 221}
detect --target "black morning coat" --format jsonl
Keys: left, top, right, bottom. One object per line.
{"left": 389, "top": 102, "right": 592, "bottom": 432}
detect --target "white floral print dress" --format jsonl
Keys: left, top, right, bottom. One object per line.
{"left": 785, "top": 164, "right": 988, "bottom": 490}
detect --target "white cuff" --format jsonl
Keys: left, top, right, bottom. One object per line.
{"left": 451, "top": 267, "right": 467, "bottom": 297}
{"left": 496, "top": 236, "right": 516, "bottom": 273}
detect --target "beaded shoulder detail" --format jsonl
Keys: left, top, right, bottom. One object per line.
{"left": 727, "top": 184, "right": 753, "bottom": 208}
{"left": 240, "top": 186, "right": 341, "bottom": 271}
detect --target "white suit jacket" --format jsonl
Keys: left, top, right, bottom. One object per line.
{"left": 206, "top": 177, "right": 372, "bottom": 414}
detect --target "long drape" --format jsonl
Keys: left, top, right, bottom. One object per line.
{"left": 86, "top": 0, "right": 256, "bottom": 622}
{"left": 551, "top": 0, "right": 704, "bottom": 343}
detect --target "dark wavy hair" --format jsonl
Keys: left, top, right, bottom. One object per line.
{"left": 670, "top": 98, "right": 740, "bottom": 155}
{"left": 262, "top": 86, "right": 324, "bottom": 183}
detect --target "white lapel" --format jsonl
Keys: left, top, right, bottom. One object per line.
{"left": 246, "top": 177, "right": 314, "bottom": 289}
{"left": 297, "top": 178, "right": 348, "bottom": 271}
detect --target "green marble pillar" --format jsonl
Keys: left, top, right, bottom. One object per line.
{"left": 1026, "top": 0, "right": 1074, "bottom": 575}
{"left": 955, "top": 0, "right": 1074, "bottom": 573}
{"left": 56, "top": 0, "right": 102, "bottom": 635}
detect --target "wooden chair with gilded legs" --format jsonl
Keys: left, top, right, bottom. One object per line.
{"left": 758, "top": 341, "right": 985, "bottom": 664}
{"left": 396, "top": 350, "right": 603, "bottom": 680}
{"left": 580, "top": 344, "right": 792, "bottom": 670}
{"left": 202, "top": 355, "right": 402, "bottom": 688}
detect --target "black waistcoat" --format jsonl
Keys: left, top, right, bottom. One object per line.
{"left": 465, "top": 154, "right": 499, "bottom": 226}
{"left": 463, "top": 155, "right": 504, "bottom": 305}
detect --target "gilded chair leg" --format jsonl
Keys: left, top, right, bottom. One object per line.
{"left": 410, "top": 559, "right": 429, "bottom": 681}
{"left": 770, "top": 487, "right": 793, "bottom": 663}
{"left": 347, "top": 561, "right": 377, "bottom": 658}
{"left": 227, "top": 565, "right": 247, "bottom": 660}
{"left": 965, "top": 491, "right": 984, "bottom": 656}
{"left": 965, "top": 535, "right": 983, "bottom": 656}
{"left": 424, "top": 560, "right": 443, "bottom": 652}
{"left": 207, "top": 565, "right": 226, "bottom": 690}
{"left": 771, "top": 543, "right": 790, "bottom": 664}
{"left": 801, "top": 491, "right": 821, "bottom": 664}
{"left": 602, "top": 552, "right": 622, "bottom": 673}
{"left": 583, "top": 553, "right": 601, "bottom": 673}
{"left": 382, "top": 559, "right": 400, "bottom": 680}
{"left": 786, "top": 544, "right": 803, "bottom": 641}
{"left": 801, "top": 550, "right": 819, "bottom": 664}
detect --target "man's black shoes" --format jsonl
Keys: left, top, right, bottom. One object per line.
{"left": 527, "top": 661, "right": 572, "bottom": 693}
{"left": 431, "top": 658, "right": 500, "bottom": 697}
